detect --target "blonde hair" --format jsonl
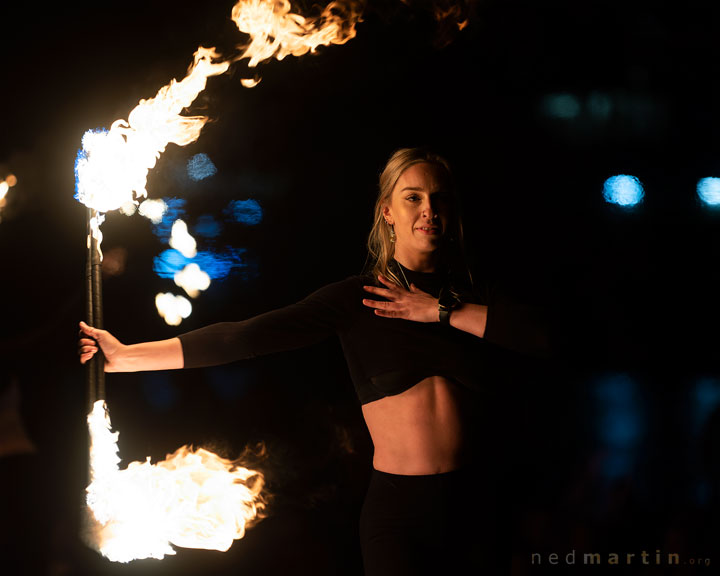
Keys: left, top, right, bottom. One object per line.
{"left": 365, "top": 147, "right": 469, "bottom": 287}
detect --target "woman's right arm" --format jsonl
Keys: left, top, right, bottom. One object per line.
{"left": 79, "top": 321, "right": 183, "bottom": 372}
{"left": 78, "top": 276, "right": 357, "bottom": 372}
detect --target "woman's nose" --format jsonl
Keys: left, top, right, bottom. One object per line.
{"left": 422, "top": 202, "right": 438, "bottom": 220}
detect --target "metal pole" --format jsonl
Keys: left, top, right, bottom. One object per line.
{"left": 83, "top": 207, "right": 105, "bottom": 545}
{"left": 86, "top": 207, "right": 105, "bottom": 413}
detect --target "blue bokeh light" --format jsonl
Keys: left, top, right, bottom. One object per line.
{"left": 590, "top": 373, "right": 645, "bottom": 481}
{"left": 697, "top": 177, "right": 720, "bottom": 207}
{"left": 153, "top": 247, "right": 251, "bottom": 280}
{"left": 602, "top": 175, "right": 645, "bottom": 207}
{"left": 587, "top": 91, "right": 613, "bottom": 121}
{"left": 153, "top": 249, "right": 189, "bottom": 278}
{"left": 691, "top": 377, "right": 720, "bottom": 437}
{"left": 195, "top": 214, "right": 222, "bottom": 239}
{"left": 152, "top": 197, "right": 187, "bottom": 240}
{"left": 225, "top": 199, "right": 263, "bottom": 225}
{"left": 187, "top": 153, "right": 217, "bottom": 181}
{"left": 541, "top": 93, "right": 581, "bottom": 119}
{"left": 193, "top": 249, "right": 249, "bottom": 279}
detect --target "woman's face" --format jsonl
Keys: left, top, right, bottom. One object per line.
{"left": 383, "top": 162, "right": 451, "bottom": 262}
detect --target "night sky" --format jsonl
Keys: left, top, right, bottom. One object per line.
{"left": 1, "top": 1, "right": 720, "bottom": 574}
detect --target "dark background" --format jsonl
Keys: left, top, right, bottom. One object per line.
{"left": 1, "top": 0, "right": 719, "bottom": 574}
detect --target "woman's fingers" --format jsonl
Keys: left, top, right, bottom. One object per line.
{"left": 362, "top": 298, "right": 389, "bottom": 309}
{"left": 79, "top": 348, "right": 97, "bottom": 364}
{"left": 377, "top": 274, "right": 395, "bottom": 287}
{"left": 363, "top": 285, "right": 394, "bottom": 298}
{"left": 78, "top": 321, "right": 100, "bottom": 364}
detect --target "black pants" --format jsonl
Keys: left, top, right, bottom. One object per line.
{"left": 359, "top": 467, "right": 503, "bottom": 575}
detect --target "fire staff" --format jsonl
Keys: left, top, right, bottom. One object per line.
{"left": 79, "top": 147, "right": 550, "bottom": 575}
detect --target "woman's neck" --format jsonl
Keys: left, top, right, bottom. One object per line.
{"left": 392, "top": 251, "right": 440, "bottom": 273}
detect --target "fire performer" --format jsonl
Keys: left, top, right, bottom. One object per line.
{"left": 79, "top": 147, "right": 550, "bottom": 574}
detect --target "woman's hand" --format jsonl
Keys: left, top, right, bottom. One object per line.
{"left": 362, "top": 275, "right": 439, "bottom": 323}
{"left": 78, "top": 321, "right": 126, "bottom": 372}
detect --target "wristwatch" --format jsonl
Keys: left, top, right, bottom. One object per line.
{"left": 438, "top": 285, "right": 461, "bottom": 325}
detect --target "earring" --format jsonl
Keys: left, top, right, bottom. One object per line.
{"left": 385, "top": 220, "right": 396, "bottom": 243}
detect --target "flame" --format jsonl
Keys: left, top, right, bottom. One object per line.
{"left": 75, "top": 47, "right": 230, "bottom": 215}
{"left": 231, "top": 0, "right": 362, "bottom": 68}
{"left": 75, "top": 1, "right": 363, "bottom": 219}
{"left": 433, "top": 2, "right": 469, "bottom": 30}
{"left": 155, "top": 292, "right": 193, "bottom": 326}
{"left": 240, "top": 76, "right": 262, "bottom": 88}
{"left": 119, "top": 201, "right": 138, "bottom": 217}
{"left": 86, "top": 400, "right": 265, "bottom": 562}
{"left": 175, "top": 263, "right": 212, "bottom": 298}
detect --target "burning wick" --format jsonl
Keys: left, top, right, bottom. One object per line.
{"left": 85, "top": 400, "right": 266, "bottom": 562}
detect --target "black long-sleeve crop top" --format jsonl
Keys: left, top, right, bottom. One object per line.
{"left": 178, "top": 264, "right": 550, "bottom": 405}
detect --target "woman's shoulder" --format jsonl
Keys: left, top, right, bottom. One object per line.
{"left": 301, "top": 273, "right": 370, "bottom": 303}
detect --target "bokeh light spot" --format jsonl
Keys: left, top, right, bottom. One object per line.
{"left": 152, "top": 198, "right": 187, "bottom": 240}
{"left": 154, "top": 248, "right": 251, "bottom": 280}
{"left": 697, "top": 177, "right": 720, "bottom": 207}
{"left": 138, "top": 198, "right": 168, "bottom": 224}
{"left": 155, "top": 292, "right": 192, "bottom": 326}
{"left": 541, "top": 93, "right": 581, "bottom": 119}
{"left": 602, "top": 175, "right": 645, "bottom": 207}
{"left": 195, "top": 215, "right": 222, "bottom": 239}
{"left": 587, "top": 91, "right": 613, "bottom": 121}
{"left": 590, "top": 373, "right": 645, "bottom": 481}
{"left": 154, "top": 249, "right": 189, "bottom": 278}
{"left": 225, "top": 199, "right": 263, "bottom": 225}
{"left": 193, "top": 249, "right": 250, "bottom": 279}
{"left": 187, "top": 153, "right": 217, "bottom": 181}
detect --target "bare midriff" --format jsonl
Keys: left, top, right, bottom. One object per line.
{"left": 361, "top": 375, "right": 472, "bottom": 475}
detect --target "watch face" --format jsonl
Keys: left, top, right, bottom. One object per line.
{"left": 439, "top": 287, "right": 460, "bottom": 310}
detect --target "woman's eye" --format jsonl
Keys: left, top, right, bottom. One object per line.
{"left": 406, "top": 195, "right": 419, "bottom": 202}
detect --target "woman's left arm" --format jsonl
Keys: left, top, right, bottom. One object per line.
{"left": 363, "top": 275, "right": 550, "bottom": 358}
{"left": 445, "top": 302, "right": 487, "bottom": 338}
{"left": 362, "top": 275, "right": 487, "bottom": 338}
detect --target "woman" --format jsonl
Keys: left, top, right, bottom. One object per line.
{"left": 79, "top": 147, "right": 547, "bottom": 574}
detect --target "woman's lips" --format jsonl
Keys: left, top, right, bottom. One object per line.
{"left": 415, "top": 226, "right": 441, "bottom": 235}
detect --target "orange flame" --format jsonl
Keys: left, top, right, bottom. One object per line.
{"left": 231, "top": 0, "right": 362, "bottom": 68}
{"left": 76, "top": 1, "right": 363, "bottom": 218}
{"left": 86, "top": 401, "right": 266, "bottom": 562}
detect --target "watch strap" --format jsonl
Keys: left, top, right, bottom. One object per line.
{"left": 439, "top": 307, "right": 452, "bottom": 325}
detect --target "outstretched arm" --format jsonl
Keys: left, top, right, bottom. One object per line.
{"left": 78, "top": 277, "right": 355, "bottom": 372}
{"left": 79, "top": 321, "right": 183, "bottom": 372}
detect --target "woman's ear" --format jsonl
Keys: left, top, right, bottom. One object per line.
{"left": 382, "top": 205, "right": 393, "bottom": 226}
